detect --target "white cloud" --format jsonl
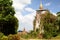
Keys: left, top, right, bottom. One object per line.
{"left": 18, "top": 0, "right": 31, "bottom": 4}
{"left": 13, "top": 0, "right": 31, "bottom": 11}
{"left": 15, "top": 9, "right": 36, "bottom": 31}
{"left": 13, "top": 0, "right": 31, "bottom": 4}
{"left": 52, "top": 12, "right": 57, "bottom": 16}
{"left": 25, "top": 8, "right": 35, "bottom": 12}
{"left": 50, "top": 10, "right": 57, "bottom": 16}
{"left": 13, "top": 0, "right": 36, "bottom": 31}
{"left": 45, "top": 2, "right": 51, "bottom": 6}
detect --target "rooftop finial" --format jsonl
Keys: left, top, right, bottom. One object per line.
{"left": 40, "top": 0, "right": 43, "bottom": 10}
{"left": 23, "top": 27, "right": 26, "bottom": 32}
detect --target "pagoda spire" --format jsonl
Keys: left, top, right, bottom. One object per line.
{"left": 23, "top": 27, "right": 25, "bottom": 31}
{"left": 39, "top": 0, "right": 43, "bottom": 10}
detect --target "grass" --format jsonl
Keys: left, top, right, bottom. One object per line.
{"left": 20, "top": 35, "right": 60, "bottom": 40}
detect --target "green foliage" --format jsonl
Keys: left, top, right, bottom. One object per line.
{"left": 0, "top": 0, "right": 14, "bottom": 16}
{"left": 29, "top": 31, "right": 38, "bottom": 38}
{"left": 21, "top": 34, "right": 29, "bottom": 39}
{"left": 20, "top": 30, "right": 39, "bottom": 39}
{"left": 0, "top": 0, "right": 18, "bottom": 35}
{"left": 8, "top": 34, "right": 20, "bottom": 40}
{"left": 57, "top": 12, "right": 60, "bottom": 33}
{"left": 0, "top": 32, "right": 4, "bottom": 40}
{"left": 0, "top": 32, "right": 8, "bottom": 40}
{"left": 43, "top": 31, "right": 52, "bottom": 39}
{"left": 0, "top": 34, "right": 20, "bottom": 40}
{"left": 1, "top": 36, "right": 8, "bottom": 40}
{"left": 0, "top": 32, "right": 4, "bottom": 38}
{"left": 41, "top": 11, "right": 58, "bottom": 38}
{"left": 57, "top": 12, "right": 60, "bottom": 17}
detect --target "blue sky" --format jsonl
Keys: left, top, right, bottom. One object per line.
{"left": 12, "top": 0, "right": 60, "bottom": 32}
{"left": 28, "top": 0, "right": 60, "bottom": 13}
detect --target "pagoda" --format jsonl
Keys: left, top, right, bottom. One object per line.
{"left": 33, "top": 0, "right": 48, "bottom": 38}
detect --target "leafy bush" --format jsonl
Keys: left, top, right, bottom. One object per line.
{"left": 1, "top": 36, "right": 8, "bottom": 40}
{"left": 0, "top": 34, "right": 20, "bottom": 40}
{"left": 8, "top": 34, "right": 20, "bottom": 40}
{"left": 43, "top": 23, "right": 58, "bottom": 39}
{"left": 0, "top": 32, "right": 4, "bottom": 40}
{"left": 0, "top": 33, "right": 8, "bottom": 40}
{"left": 0, "top": 32, "right": 4, "bottom": 38}
{"left": 21, "top": 34, "right": 29, "bottom": 39}
{"left": 43, "top": 31, "right": 52, "bottom": 39}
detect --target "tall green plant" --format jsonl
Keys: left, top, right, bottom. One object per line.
{"left": 41, "top": 11, "right": 57, "bottom": 38}
{"left": 0, "top": 0, "right": 18, "bottom": 35}
{"left": 57, "top": 12, "right": 60, "bottom": 33}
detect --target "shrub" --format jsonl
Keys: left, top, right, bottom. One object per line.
{"left": 1, "top": 36, "right": 8, "bottom": 40}
{"left": 0, "top": 32, "right": 4, "bottom": 38}
{"left": 8, "top": 34, "right": 20, "bottom": 40}
{"left": 43, "top": 31, "right": 52, "bottom": 39}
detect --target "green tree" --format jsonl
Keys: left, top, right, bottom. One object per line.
{"left": 0, "top": 0, "right": 18, "bottom": 35}
{"left": 40, "top": 11, "right": 57, "bottom": 38}
{"left": 57, "top": 12, "right": 60, "bottom": 33}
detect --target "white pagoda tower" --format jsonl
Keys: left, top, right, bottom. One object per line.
{"left": 33, "top": 0, "right": 48, "bottom": 34}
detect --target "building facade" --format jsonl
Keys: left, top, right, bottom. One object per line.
{"left": 33, "top": 0, "right": 48, "bottom": 34}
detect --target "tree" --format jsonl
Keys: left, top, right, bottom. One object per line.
{"left": 57, "top": 12, "right": 60, "bottom": 33}
{"left": 40, "top": 11, "right": 57, "bottom": 38}
{"left": 0, "top": 0, "right": 18, "bottom": 35}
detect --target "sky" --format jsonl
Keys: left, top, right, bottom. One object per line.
{"left": 12, "top": 0, "right": 60, "bottom": 32}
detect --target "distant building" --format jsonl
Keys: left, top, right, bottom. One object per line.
{"left": 18, "top": 28, "right": 27, "bottom": 35}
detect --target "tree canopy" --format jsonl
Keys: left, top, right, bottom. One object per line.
{"left": 41, "top": 11, "right": 58, "bottom": 38}
{"left": 57, "top": 12, "right": 60, "bottom": 33}
{"left": 0, "top": 0, "right": 18, "bottom": 35}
